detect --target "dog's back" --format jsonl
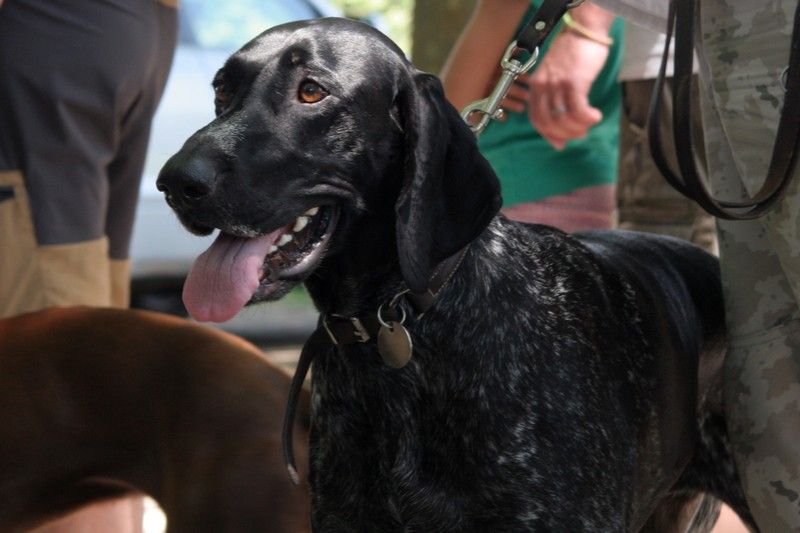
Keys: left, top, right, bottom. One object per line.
{"left": 0, "top": 307, "right": 310, "bottom": 532}
{"left": 576, "top": 230, "right": 726, "bottom": 422}
{"left": 577, "top": 230, "right": 724, "bottom": 355}
{"left": 576, "top": 230, "right": 756, "bottom": 530}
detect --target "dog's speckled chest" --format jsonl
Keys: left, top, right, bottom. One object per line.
{"left": 307, "top": 219, "right": 649, "bottom": 531}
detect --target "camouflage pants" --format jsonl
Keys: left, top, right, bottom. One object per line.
{"left": 698, "top": 1, "right": 800, "bottom": 529}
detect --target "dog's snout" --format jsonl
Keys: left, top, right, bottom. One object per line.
{"left": 157, "top": 154, "right": 219, "bottom": 206}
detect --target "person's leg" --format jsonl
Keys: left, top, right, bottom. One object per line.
{"left": 502, "top": 183, "right": 616, "bottom": 231}
{"left": 698, "top": 2, "right": 800, "bottom": 528}
{"left": 0, "top": 0, "right": 178, "bottom": 313}
{"left": 617, "top": 78, "right": 718, "bottom": 254}
{"left": 715, "top": 216, "right": 800, "bottom": 531}
{"left": 0, "top": 0, "right": 119, "bottom": 314}
{"left": 105, "top": 2, "right": 177, "bottom": 308}
{"left": 0, "top": 1, "right": 128, "bottom": 313}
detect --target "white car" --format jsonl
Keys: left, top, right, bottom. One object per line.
{"left": 130, "top": 0, "right": 342, "bottom": 339}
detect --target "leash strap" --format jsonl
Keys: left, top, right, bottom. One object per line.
{"left": 281, "top": 326, "right": 329, "bottom": 485}
{"left": 516, "top": 0, "right": 583, "bottom": 54}
{"left": 648, "top": 0, "right": 800, "bottom": 220}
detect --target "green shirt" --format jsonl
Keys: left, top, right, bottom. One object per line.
{"left": 478, "top": 5, "right": 625, "bottom": 206}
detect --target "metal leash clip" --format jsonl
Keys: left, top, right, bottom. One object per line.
{"left": 461, "top": 41, "right": 539, "bottom": 136}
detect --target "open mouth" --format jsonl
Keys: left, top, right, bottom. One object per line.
{"left": 260, "top": 206, "right": 336, "bottom": 283}
{"left": 182, "top": 206, "right": 338, "bottom": 323}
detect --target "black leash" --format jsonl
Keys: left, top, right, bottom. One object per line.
{"left": 516, "top": 0, "right": 583, "bottom": 54}
{"left": 281, "top": 326, "right": 328, "bottom": 485}
{"left": 648, "top": 0, "right": 800, "bottom": 220}
{"left": 461, "top": 0, "right": 585, "bottom": 135}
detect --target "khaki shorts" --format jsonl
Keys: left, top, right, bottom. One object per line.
{"left": 0, "top": 171, "right": 131, "bottom": 317}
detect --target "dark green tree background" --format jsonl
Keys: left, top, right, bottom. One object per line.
{"left": 329, "top": 0, "right": 475, "bottom": 74}
{"left": 411, "top": 0, "right": 474, "bottom": 74}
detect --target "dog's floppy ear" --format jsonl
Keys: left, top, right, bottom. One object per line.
{"left": 394, "top": 71, "right": 502, "bottom": 293}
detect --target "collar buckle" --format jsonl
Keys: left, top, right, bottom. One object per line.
{"left": 350, "top": 317, "right": 371, "bottom": 343}
{"left": 323, "top": 314, "right": 371, "bottom": 345}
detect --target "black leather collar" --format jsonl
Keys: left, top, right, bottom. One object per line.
{"left": 321, "top": 246, "right": 468, "bottom": 347}
{"left": 405, "top": 245, "right": 469, "bottom": 316}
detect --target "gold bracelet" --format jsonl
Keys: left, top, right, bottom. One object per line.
{"left": 562, "top": 12, "right": 614, "bottom": 47}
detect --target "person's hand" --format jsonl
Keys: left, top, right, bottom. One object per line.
{"left": 526, "top": 31, "right": 610, "bottom": 150}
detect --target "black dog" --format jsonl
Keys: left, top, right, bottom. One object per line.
{"left": 157, "top": 18, "right": 755, "bottom": 531}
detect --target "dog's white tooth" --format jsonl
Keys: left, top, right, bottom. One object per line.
{"left": 293, "top": 216, "right": 310, "bottom": 233}
{"left": 268, "top": 245, "right": 278, "bottom": 254}
{"left": 305, "top": 207, "right": 319, "bottom": 217}
{"left": 278, "top": 233, "right": 293, "bottom": 247}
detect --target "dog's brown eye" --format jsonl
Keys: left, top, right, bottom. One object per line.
{"left": 214, "top": 85, "right": 232, "bottom": 107}
{"left": 298, "top": 80, "right": 328, "bottom": 103}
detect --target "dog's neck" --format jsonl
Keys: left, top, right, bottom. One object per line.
{"left": 306, "top": 264, "right": 403, "bottom": 318}
{"left": 304, "top": 213, "right": 405, "bottom": 317}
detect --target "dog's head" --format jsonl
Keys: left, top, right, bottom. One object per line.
{"left": 157, "top": 18, "right": 501, "bottom": 322}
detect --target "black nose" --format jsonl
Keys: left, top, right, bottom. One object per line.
{"left": 156, "top": 154, "right": 217, "bottom": 205}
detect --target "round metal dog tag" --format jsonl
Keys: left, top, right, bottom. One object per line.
{"left": 377, "top": 322, "right": 413, "bottom": 369}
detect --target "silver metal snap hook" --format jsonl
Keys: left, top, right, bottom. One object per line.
{"left": 461, "top": 41, "right": 539, "bottom": 136}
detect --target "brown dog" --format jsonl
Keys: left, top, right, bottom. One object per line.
{"left": 0, "top": 306, "right": 309, "bottom": 532}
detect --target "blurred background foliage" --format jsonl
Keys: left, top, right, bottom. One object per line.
{"left": 329, "top": 0, "right": 475, "bottom": 74}
{"left": 410, "top": 0, "right": 474, "bottom": 73}
{"left": 329, "top": 0, "right": 414, "bottom": 52}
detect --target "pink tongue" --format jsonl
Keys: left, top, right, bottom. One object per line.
{"left": 182, "top": 229, "right": 283, "bottom": 323}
